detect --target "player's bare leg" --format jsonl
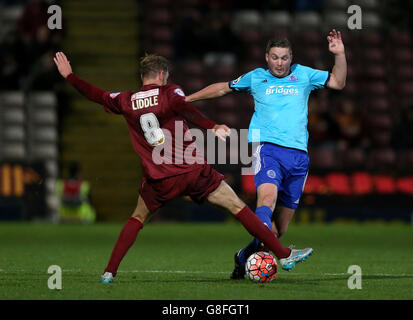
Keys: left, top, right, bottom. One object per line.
{"left": 273, "top": 206, "right": 295, "bottom": 238}
{"left": 101, "top": 196, "right": 152, "bottom": 283}
{"left": 131, "top": 195, "right": 152, "bottom": 224}
{"left": 206, "top": 180, "right": 246, "bottom": 214}
{"left": 256, "top": 183, "right": 278, "bottom": 211}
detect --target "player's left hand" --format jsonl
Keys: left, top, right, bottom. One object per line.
{"left": 327, "top": 29, "right": 345, "bottom": 56}
{"left": 54, "top": 52, "right": 73, "bottom": 78}
{"left": 212, "top": 124, "right": 231, "bottom": 141}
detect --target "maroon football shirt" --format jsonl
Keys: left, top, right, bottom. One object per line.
{"left": 67, "top": 74, "right": 216, "bottom": 180}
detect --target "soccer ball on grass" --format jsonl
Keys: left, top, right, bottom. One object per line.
{"left": 245, "top": 251, "right": 277, "bottom": 282}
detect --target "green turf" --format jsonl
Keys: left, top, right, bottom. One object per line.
{"left": 0, "top": 221, "right": 412, "bottom": 300}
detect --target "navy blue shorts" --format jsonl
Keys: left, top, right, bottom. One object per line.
{"left": 253, "top": 143, "right": 309, "bottom": 209}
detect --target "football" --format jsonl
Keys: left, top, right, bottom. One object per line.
{"left": 245, "top": 251, "right": 277, "bottom": 283}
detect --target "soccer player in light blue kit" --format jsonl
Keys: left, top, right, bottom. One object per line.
{"left": 186, "top": 30, "right": 347, "bottom": 277}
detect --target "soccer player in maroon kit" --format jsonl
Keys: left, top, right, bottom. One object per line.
{"left": 54, "top": 52, "right": 312, "bottom": 283}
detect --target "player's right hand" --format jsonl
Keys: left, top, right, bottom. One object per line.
{"left": 327, "top": 29, "right": 345, "bottom": 56}
{"left": 54, "top": 52, "right": 73, "bottom": 78}
{"left": 212, "top": 124, "right": 231, "bottom": 141}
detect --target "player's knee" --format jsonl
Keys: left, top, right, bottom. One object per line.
{"left": 258, "top": 194, "right": 276, "bottom": 209}
{"left": 220, "top": 191, "right": 245, "bottom": 215}
{"left": 130, "top": 215, "right": 145, "bottom": 224}
{"left": 131, "top": 209, "right": 150, "bottom": 224}
{"left": 210, "top": 181, "right": 245, "bottom": 215}
{"left": 131, "top": 213, "right": 145, "bottom": 224}
{"left": 229, "top": 198, "right": 246, "bottom": 215}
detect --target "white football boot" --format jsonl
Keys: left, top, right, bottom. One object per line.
{"left": 279, "top": 248, "right": 313, "bottom": 271}
{"left": 100, "top": 272, "right": 114, "bottom": 283}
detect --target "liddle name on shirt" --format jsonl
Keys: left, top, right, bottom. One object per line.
{"left": 131, "top": 88, "right": 159, "bottom": 110}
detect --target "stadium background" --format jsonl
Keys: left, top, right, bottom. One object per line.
{"left": 0, "top": 0, "right": 412, "bottom": 224}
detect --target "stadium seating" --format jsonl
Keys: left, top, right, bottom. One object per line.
{"left": 324, "top": 0, "right": 349, "bottom": 10}
{"left": 359, "top": 31, "right": 382, "bottom": 46}
{"left": 238, "top": 29, "right": 263, "bottom": 46}
{"left": 0, "top": 92, "right": 26, "bottom": 160}
{"left": 323, "top": 11, "right": 349, "bottom": 29}
{"left": 397, "top": 150, "right": 413, "bottom": 174}
{"left": 368, "top": 148, "right": 396, "bottom": 172}
{"left": 364, "top": 98, "right": 389, "bottom": 112}
{"left": 262, "top": 11, "right": 292, "bottom": 30}
{"left": 309, "top": 147, "right": 338, "bottom": 170}
{"left": 396, "top": 65, "right": 413, "bottom": 80}
{"left": 389, "top": 30, "right": 412, "bottom": 47}
{"left": 354, "top": 0, "right": 379, "bottom": 11}
{"left": 341, "top": 148, "right": 366, "bottom": 170}
{"left": 293, "top": 12, "right": 322, "bottom": 30}
{"left": 231, "top": 10, "right": 261, "bottom": 32}
{"left": 145, "top": 8, "right": 172, "bottom": 25}
{"left": 362, "top": 12, "right": 381, "bottom": 28}
{"left": 0, "top": 4, "right": 23, "bottom": 40}
{"left": 0, "top": 88, "right": 58, "bottom": 219}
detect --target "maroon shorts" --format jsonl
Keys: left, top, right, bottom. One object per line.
{"left": 139, "top": 164, "right": 225, "bottom": 212}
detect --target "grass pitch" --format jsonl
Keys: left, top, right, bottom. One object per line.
{"left": 0, "top": 221, "right": 412, "bottom": 300}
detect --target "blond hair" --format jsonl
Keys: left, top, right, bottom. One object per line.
{"left": 140, "top": 54, "right": 170, "bottom": 79}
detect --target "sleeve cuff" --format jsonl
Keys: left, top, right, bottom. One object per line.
{"left": 228, "top": 81, "right": 236, "bottom": 91}
{"left": 66, "top": 73, "right": 77, "bottom": 84}
{"left": 206, "top": 120, "right": 216, "bottom": 130}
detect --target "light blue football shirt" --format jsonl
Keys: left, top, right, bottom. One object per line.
{"left": 229, "top": 64, "right": 329, "bottom": 152}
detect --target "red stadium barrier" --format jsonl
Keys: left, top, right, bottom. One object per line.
{"left": 351, "top": 172, "right": 374, "bottom": 195}
{"left": 303, "top": 175, "right": 328, "bottom": 194}
{"left": 241, "top": 174, "right": 255, "bottom": 195}
{"left": 373, "top": 175, "right": 396, "bottom": 194}
{"left": 397, "top": 177, "right": 413, "bottom": 195}
{"left": 325, "top": 173, "right": 352, "bottom": 195}
{"left": 241, "top": 172, "right": 413, "bottom": 195}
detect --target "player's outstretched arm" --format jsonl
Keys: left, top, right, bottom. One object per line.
{"left": 326, "top": 29, "right": 347, "bottom": 90}
{"left": 54, "top": 52, "right": 113, "bottom": 107}
{"left": 185, "top": 82, "right": 232, "bottom": 103}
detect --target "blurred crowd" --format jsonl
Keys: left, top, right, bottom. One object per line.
{"left": 142, "top": 0, "right": 413, "bottom": 174}
{"left": 170, "top": 0, "right": 325, "bottom": 63}
{"left": 0, "top": 0, "right": 63, "bottom": 91}
{"left": 1, "top": 0, "right": 412, "bottom": 175}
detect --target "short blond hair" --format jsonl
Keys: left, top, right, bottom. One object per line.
{"left": 140, "top": 54, "right": 170, "bottom": 79}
